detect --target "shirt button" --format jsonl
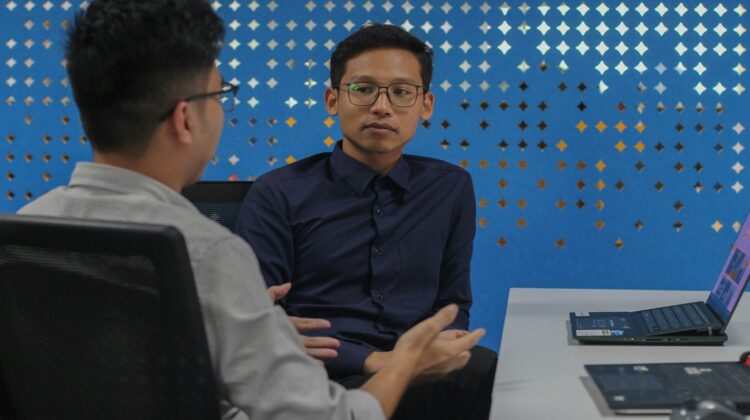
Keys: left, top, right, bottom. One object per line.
{"left": 373, "top": 248, "right": 382, "bottom": 257}
{"left": 376, "top": 292, "right": 384, "bottom": 299}
{"left": 374, "top": 208, "right": 383, "bottom": 216}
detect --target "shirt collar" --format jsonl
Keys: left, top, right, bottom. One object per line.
{"left": 68, "top": 162, "right": 196, "bottom": 210}
{"left": 329, "top": 141, "right": 412, "bottom": 194}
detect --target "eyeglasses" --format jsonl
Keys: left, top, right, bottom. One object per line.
{"left": 334, "top": 81, "right": 423, "bottom": 108}
{"left": 159, "top": 80, "right": 240, "bottom": 120}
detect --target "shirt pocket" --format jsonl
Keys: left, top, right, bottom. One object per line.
{"left": 396, "top": 239, "right": 442, "bottom": 312}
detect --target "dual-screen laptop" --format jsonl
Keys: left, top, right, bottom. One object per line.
{"left": 570, "top": 212, "right": 750, "bottom": 345}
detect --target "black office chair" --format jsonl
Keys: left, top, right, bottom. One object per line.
{"left": 182, "top": 181, "right": 253, "bottom": 231}
{"left": 0, "top": 214, "right": 220, "bottom": 420}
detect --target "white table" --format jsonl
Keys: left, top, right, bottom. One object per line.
{"left": 489, "top": 288, "right": 750, "bottom": 419}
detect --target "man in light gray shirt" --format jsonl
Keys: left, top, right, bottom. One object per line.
{"left": 19, "top": 1, "right": 485, "bottom": 419}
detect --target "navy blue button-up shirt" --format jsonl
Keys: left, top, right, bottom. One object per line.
{"left": 235, "top": 142, "right": 475, "bottom": 379}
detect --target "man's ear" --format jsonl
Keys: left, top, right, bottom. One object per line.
{"left": 420, "top": 90, "right": 435, "bottom": 121}
{"left": 324, "top": 86, "right": 339, "bottom": 116}
{"left": 167, "top": 101, "right": 193, "bottom": 146}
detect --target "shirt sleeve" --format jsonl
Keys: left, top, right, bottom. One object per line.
{"left": 429, "top": 172, "right": 476, "bottom": 330}
{"left": 234, "top": 178, "right": 294, "bottom": 288}
{"left": 193, "top": 235, "right": 385, "bottom": 420}
{"left": 323, "top": 337, "right": 379, "bottom": 380}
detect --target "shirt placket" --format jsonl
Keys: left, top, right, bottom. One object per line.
{"left": 369, "top": 178, "right": 397, "bottom": 332}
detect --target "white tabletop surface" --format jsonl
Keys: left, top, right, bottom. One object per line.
{"left": 489, "top": 288, "right": 750, "bottom": 420}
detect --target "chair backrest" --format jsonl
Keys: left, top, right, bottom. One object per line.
{"left": 181, "top": 181, "right": 253, "bottom": 231}
{"left": 0, "top": 214, "right": 220, "bottom": 420}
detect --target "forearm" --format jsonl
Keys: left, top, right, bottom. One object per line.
{"left": 359, "top": 359, "right": 416, "bottom": 419}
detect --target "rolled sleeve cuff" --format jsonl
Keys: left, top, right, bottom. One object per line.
{"left": 345, "top": 389, "right": 386, "bottom": 420}
{"left": 325, "top": 339, "right": 376, "bottom": 380}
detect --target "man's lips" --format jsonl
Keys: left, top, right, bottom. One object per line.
{"left": 363, "top": 122, "right": 397, "bottom": 132}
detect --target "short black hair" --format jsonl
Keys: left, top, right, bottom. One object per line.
{"left": 329, "top": 23, "right": 433, "bottom": 92}
{"left": 65, "top": 0, "right": 225, "bottom": 155}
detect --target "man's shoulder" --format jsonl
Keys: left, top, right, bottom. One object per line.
{"left": 255, "top": 152, "right": 331, "bottom": 186}
{"left": 403, "top": 154, "right": 472, "bottom": 180}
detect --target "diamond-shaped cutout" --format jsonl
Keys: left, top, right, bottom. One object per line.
{"left": 498, "top": 140, "right": 509, "bottom": 150}
{"left": 538, "top": 121, "right": 547, "bottom": 131}
{"left": 674, "top": 221, "right": 683, "bottom": 232}
{"left": 694, "top": 162, "right": 704, "bottom": 172}
{"left": 558, "top": 82, "right": 567, "bottom": 91}
{"left": 479, "top": 120, "right": 489, "bottom": 130}
{"left": 459, "top": 139, "right": 470, "bottom": 150}
{"left": 518, "top": 140, "right": 528, "bottom": 150}
{"left": 576, "top": 200, "right": 585, "bottom": 209}
{"left": 634, "top": 220, "right": 644, "bottom": 231}
{"left": 695, "top": 123, "right": 704, "bottom": 133}
{"left": 499, "top": 101, "right": 509, "bottom": 111}
{"left": 538, "top": 101, "right": 548, "bottom": 111}
{"left": 654, "top": 181, "right": 664, "bottom": 192}
{"left": 674, "top": 162, "right": 684, "bottom": 172}
{"left": 616, "top": 180, "right": 626, "bottom": 190}
{"left": 674, "top": 201, "right": 684, "bottom": 212}
{"left": 440, "top": 139, "right": 450, "bottom": 149}
{"left": 460, "top": 101, "right": 470, "bottom": 110}
{"left": 634, "top": 162, "right": 645, "bottom": 172}
{"left": 714, "top": 182, "right": 723, "bottom": 193}
{"left": 715, "top": 143, "right": 724, "bottom": 153}
{"left": 577, "top": 102, "right": 587, "bottom": 112}
{"left": 518, "top": 121, "right": 528, "bottom": 131}
{"left": 675, "top": 142, "right": 685, "bottom": 152}
{"left": 519, "top": 82, "right": 528, "bottom": 91}
{"left": 518, "top": 101, "right": 528, "bottom": 111}
{"left": 694, "top": 182, "right": 704, "bottom": 193}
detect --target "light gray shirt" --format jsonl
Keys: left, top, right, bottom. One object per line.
{"left": 19, "top": 162, "right": 385, "bottom": 420}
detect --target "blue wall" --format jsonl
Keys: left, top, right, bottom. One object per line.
{"left": 2, "top": 1, "right": 749, "bottom": 351}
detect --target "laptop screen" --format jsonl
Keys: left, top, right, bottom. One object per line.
{"left": 706, "top": 213, "right": 750, "bottom": 324}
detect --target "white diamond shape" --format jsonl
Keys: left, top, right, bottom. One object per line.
{"left": 537, "top": 41, "right": 551, "bottom": 55}
{"left": 694, "top": 82, "right": 706, "bottom": 94}
{"left": 635, "top": 41, "right": 648, "bottom": 55}
{"left": 440, "top": 1, "right": 451, "bottom": 13}
{"left": 634, "top": 62, "right": 647, "bottom": 73}
{"left": 714, "top": 23, "right": 727, "bottom": 36}
{"left": 734, "top": 123, "right": 746, "bottom": 135}
{"left": 675, "top": 3, "right": 688, "bottom": 16}
{"left": 655, "top": 62, "right": 666, "bottom": 74}
{"left": 557, "top": 41, "right": 570, "bottom": 55}
{"left": 248, "top": 20, "right": 260, "bottom": 31}
{"left": 736, "top": 4, "right": 747, "bottom": 16}
{"left": 247, "top": 39, "right": 259, "bottom": 50}
{"left": 735, "top": 44, "right": 746, "bottom": 56}
{"left": 479, "top": 2, "right": 490, "bottom": 14}
{"left": 635, "top": 22, "right": 648, "bottom": 35}
{"left": 537, "top": 20, "right": 550, "bottom": 35}
{"left": 694, "top": 42, "right": 707, "bottom": 56}
{"left": 714, "top": 83, "right": 726, "bottom": 95}
{"left": 459, "top": 80, "right": 471, "bottom": 92}
{"left": 228, "top": 58, "right": 241, "bottom": 69}
{"left": 675, "top": 42, "right": 687, "bottom": 56}
{"left": 479, "top": 81, "right": 490, "bottom": 91}
{"left": 675, "top": 22, "right": 688, "bottom": 36}
{"left": 538, "top": 2, "right": 550, "bottom": 15}
{"left": 655, "top": 2, "right": 668, "bottom": 16}
{"left": 577, "top": 3, "right": 589, "bottom": 15}
{"left": 693, "top": 62, "right": 707, "bottom": 75}
{"left": 655, "top": 82, "right": 667, "bottom": 94}
{"left": 557, "top": 3, "right": 569, "bottom": 15}
{"left": 440, "top": 80, "right": 451, "bottom": 92}
{"left": 734, "top": 63, "right": 746, "bottom": 75}
{"left": 517, "top": 60, "right": 530, "bottom": 72}
{"left": 595, "top": 41, "right": 608, "bottom": 55}
{"left": 459, "top": 41, "right": 471, "bottom": 53}
{"left": 615, "top": 22, "right": 628, "bottom": 35}
{"left": 654, "top": 22, "right": 668, "bottom": 36}
{"left": 736, "top": 24, "right": 747, "bottom": 37}
{"left": 557, "top": 21, "right": 570, "bottom": 35}
{"left": 324, "top": 20, "right": 335, "bottom": 31}
{"left": 732, "top": 182, "right": 744, "bottom": 194}
{"left": 615, "top": 61, "right": 628, "bottom": 74}
{"left": 440, "top": 41, "right": 452, "bottom": 53}
{"left": 734, "top": 83, "right": 746, "bottom": 95}
{"left": 479, "top": 41, "right": 491, "bottom": 54}
{"left": 674, "top": 61, "right": 687, "bottom": 74}
{"left": 459, "top": 60, "right": 471, "bottom": 73}
{"left": 401, "top": 19, "right": 414, "bottom": 32}
{"left": 479, "top": 60, "right": 491, "bottom": 73}
{"left": 498, "top": 2, "right": 510, "bottom": 15}
{"left": 6, "top": 39, "right": 16, "bottom": 49}
{"left": 635, "top": 2, "right": 648, "bottom": 15}
{"left": 498, "top": 21, "right": 512, "bottom": 34}
{"left": 576, "top": 41, "right": 589, "bottom": 55}
{"left": 421, "top": 21, "right": 433, "bottom": 33}
{"left": 595, "top": 60, "right": 609, "bottom": 74}
{"left": 498, "top": 40, "right": 511, "bottom": 54}
{"left": 576, "top": 21, "right": 590, "bottom": 35}
{"left": 419, "top": 2, "right": 430, "bottom": 13}
{"left": 598, "top": 80, "right": 608, "bottom": 93}
{"left": 694, "top": 23, "right": 707, "bottom": 36}
{"left": 733, "top": 162, "right": 745, "bottom": 174}
{"left": 733, "top": 142, "right": 745, "bottom": 154}
{"left": 615, "top": 41, "right": 628, "bottom": 55}
{"left": 695, "top": 3, "right": 707, "bottom": 16}
{"left": 440, "top": 21, "right": 452, "bottom": 34}
{"left": 402, "top": 0, "right": 414, "bottom": 13}
{"left": 596, "top": 2, "right": 609, "bottom": 15}
{"left": 714, "top": 43, "right": 727, "bottom": 56}
{"left": 382, "top": 1, "right": 393, "bottom": 12}
{"left": 478, "top": 21, "right": 491, "bottom": 34}
{"left": 616, "top": 2, "right": 628, "bottom": 15}
{"left": 559, "top": 60, "right": 569, "bottom": 72}
{"left": 517, "top": 2, "right": 529, "bottom": 14}
{"left": 518, "top": 21, "right": 530, "bottom": 35}
{"left": 596, "top": 21, "right": 609, "bottom": 35}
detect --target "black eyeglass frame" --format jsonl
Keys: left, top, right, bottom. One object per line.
{"left": 159, "top": 81, "right": 240, "bottom": 121}
{"left": 333, "top": 82, "right": 425, "bottom": 108}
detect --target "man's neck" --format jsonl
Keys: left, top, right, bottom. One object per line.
{"left": 341, "top": 139, "right": 402, "bottom": 175}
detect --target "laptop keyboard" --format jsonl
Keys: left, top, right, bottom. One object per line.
{"left": 639, "top": 303, "right": 710, "bottom": 332}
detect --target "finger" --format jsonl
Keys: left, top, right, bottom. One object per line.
{"left": 302, "top": 336, "right": 341, "bottom": 349}
{"left": 267, "top": 283, "right": 292, "bottom": 302}
{"left": 289, "top": 316, "right": 332, "bottom": 333}
{"left": 445, "top": 328, "right": 485, "bottom": 353}
{"left": 417, "top": 304, "right": 459, "bottom": 337}
{"left": 306, "top": 348, "right": 339, "bottom": 361}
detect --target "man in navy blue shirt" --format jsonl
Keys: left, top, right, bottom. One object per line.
{"left": 236, "top": 24, "right": 496, "bottom": 420}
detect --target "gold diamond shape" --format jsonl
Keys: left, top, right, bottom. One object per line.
{"left": 323, "top": 117, "right": 336, "bottom": 128}
{"left": 285, "top": 155, "right": 296, "bottom": 165}
{"left": 615, "top": 121, "right": 627, "bottom": 132}
{"left": 323, "top": 136, "right": 335, "bottom": 147}
{"left": 595, "top": 120, "right": 607, "bottom": 133}
{"left": 595, "top": 200, "right": 605, "bottom": 211}
{"left": 614, "top": 238, "right": 624, "bottom": 249}
{"left": 556, "top": 139, "right": 568, "bottom": 152}
{"left": 595, "top": 160, "right": 606, "bottom": 172}
{"left": 285, "top": 116, "right": 296, "bottom": 127}
{"left": 497, "top": 237, "right": 507, "bottom": 247}
{"left": 635, "top": 121, "right": 646, "bottom": 133}
{"left": 634, "top": 141, "right": 645, "bottom": 153}
{"left": 614, "top": 140, "right": 627, "bottom": 152}
{"left": 517, "top": 218, "right": 527, "bottom": 229}
{"left": 478, "top": 217, "right": 488, "bottom": 228}
{"left": 556, "top": 239, "right": 565, "bottom": 248}
{"left": 459, "top": 159, "right": 469, "bottom": 168}
{"left": 576, "top": 120, "right": 587, "bottom": 132}
{"left": 596, "top": 179, "right": 606, "bottom": 191}
{"left": 595, "top": 219, "right": 605, "bottom": 230}
{"left": 478, "top": 198, "right": 488, "bottom": 208}
{"left": 711, "top": 220, "right": 723, "bottom": 232}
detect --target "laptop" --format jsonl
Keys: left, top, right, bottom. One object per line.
{"left": 570, "top": 212, "right": 750, "bottom": 345}
{"left": 585, "top": 352, "right": 750, "bottom": 414}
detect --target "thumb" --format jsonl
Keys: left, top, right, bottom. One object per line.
{"left": 267, "top": 282, "right": 292, "bottom": 302}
